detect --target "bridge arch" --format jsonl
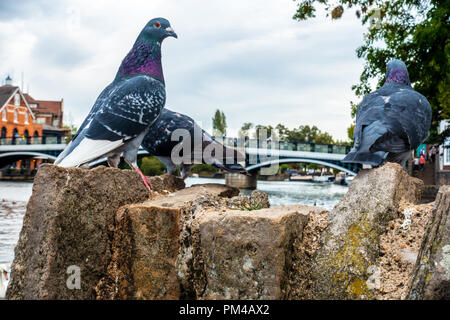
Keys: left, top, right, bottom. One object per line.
{"left": 0, "top": 151, "right": 57, "bottom": 160}
{"left": 0, "top": 151, "right": 57, "bottom": 168}
{"left": 246, "top": 157, "right": 357, "bottom": 176}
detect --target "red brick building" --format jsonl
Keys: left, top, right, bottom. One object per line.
{"left": 0, "top": 85, "right": 43, "bottom": 144}
{"left": 23, "top": 93, "right": 68, "bottom": 142}
{"left": 1, "top": 75, "right": 69, "bottom": 172}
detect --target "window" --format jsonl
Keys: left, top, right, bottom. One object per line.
{"left": 13, "top": 110, "right": 18, "bottom": 123}
{"left": 35, "top": 118, "right": 45, "bottom": 124}
{"left": 444, "top": 136, "right": 450, "bottom": 166}
{"left": 25, "top": 113, "right": 29, "bottom": 124}
{"left": 14, "top": 94, "right": 20, "bottom": 106}
{"left": 1, "top": 109, "right": 6, "bottom": 121}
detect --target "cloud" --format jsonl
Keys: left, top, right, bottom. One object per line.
{"left": 0, "top": 0, "right": 63, "bottom": 21}
{"left": 0, "top": 0, "right": 367, "bottom": 141}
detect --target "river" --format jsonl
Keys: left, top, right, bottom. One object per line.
{"left": 0, "top": 178, "right": 347, "bottom": 269}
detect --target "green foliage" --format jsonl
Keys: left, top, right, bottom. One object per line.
{"left": 190, "top": 163, "right": 218, "bottom": 174}
{"left": 293, "top": 0, "right": 450, "bottom": 140}
{"left": 347, "top": 123, "right": 355, "bottom": 144}
{"left": 281, "top": 124, "right": 335, "bottom": 144}
{"left": 238, "top": 203, "right": 263, "bottom": 211}
{"left": 279, "top": 164, "right": 291, "bottom": 173}
{"left": 212, "top": 109, "right": 227, "bottom": 136}
{"left": 239, "top": 122, "right": 254, "bottom": 137}
{"left": 140, "top": 156, "right": 166, "bottom": 176}
{"left": 63, "top": 125, "right": 78, "bottom": 143}
{"left": 240, "top": 122, "right": 352, "bottom": 145}
{"left": 253, "top": 124, "right": 274, "bottom": 139}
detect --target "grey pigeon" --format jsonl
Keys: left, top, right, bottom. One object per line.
{"left": 141, "top": 108, "right": 248, "bottom": 179}
{"left": 343, "top": 59, "right": 431, "bottom": 167}
{"left": 55, "top": 18, "right": 177, "bottom": 189}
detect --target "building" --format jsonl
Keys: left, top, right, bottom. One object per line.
{"left": 0, "top": 75, "right": 68, "bottom": 173}
{"left": 0, "top": 84, "right": 43, "bottom": 145}
{"left": 23, "top": 93, "right": 68, "bottom": 143}
{"left": 438, "top": 120, "right": 450, "bottom": 170}
{"left": 435, "top": 120, "right": 450, "bottom": 186}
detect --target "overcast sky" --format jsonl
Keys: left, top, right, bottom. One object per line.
{"left": 0, "top": 0, "right": 367, "bottom": 141}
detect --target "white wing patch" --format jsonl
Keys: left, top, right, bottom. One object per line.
{"left": 57, "top": 137, "right": 124, "bottom": 168}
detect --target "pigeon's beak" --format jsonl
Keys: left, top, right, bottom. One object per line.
{"left": 165, "top": 27, "right": 177, "bottom": 39}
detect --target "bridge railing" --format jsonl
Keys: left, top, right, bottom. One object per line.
{"left": 0, "top": 136, "right": 66, "bottom": 145}
{"left": 216, "top": 137, "right": 351, "bottom": 155}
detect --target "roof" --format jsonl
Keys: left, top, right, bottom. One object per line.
{"left": 42, "top": 123, "right": 70, "bottom": 133}
{"left": 22, "top": 93, "right": 62, "bottom": 115}
{"left": 0, "top": 86, "right": 18, "bottom": 110}
{"left": 35, "top": 100, "right": 62, "bottom": 115}
{"left": 22, "top": 93, "right": 39, "bottom": 104}
{"left": 0, "top": 85, "right": 36, "bottom": 120}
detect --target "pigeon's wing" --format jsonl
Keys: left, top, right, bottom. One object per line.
{"left": 366, "top": 87, "right": 431, "bottom": 153}
{"left": 383, "top": 88, "right": 431, "bottom": 149}
{"left": 142, "top": 109, "right": 194, "bottom": 157}
{"left": 353, "top": 85, "right": 431, "bottom": 153}
{"left": 200, "top": 129, "right": 246, "bottom": 170}
{"left": 57, "top": 75, "right": 165, "bottom": 167}
{"left": 75, "top": 82, "right": 118, "bottom": 140}
{"left": 54, "top": 82, "right": 118, "bottom": 164}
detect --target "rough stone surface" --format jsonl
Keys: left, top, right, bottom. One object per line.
{"left": 310, "top": 163, "right": 424, "bottom": 300}
{"left": 192, "top": 205, "right": 326, "bottom": 300}
{"left": 407, "top": 185, "right": 450, "bottom": 300}
{"left": 95, "top": 184, "right": 239, "bottom": 300}
{"left": 225, "top": 190, "right": 271, "bottom": 210}
{"left": 6, "top": 164, "right": 150, "bottom": 300}
{"left": 375, "top": 203, "right": 433, "bottom": 299}
{"left": 148, "top": 174, "right": 185, "bottom": 193}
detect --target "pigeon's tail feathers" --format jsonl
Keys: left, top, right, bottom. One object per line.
{"left": 370, "top": 131, "right": 408, "bottom": 153}
{"left": 342, "top": 148, "right": 387, "bottom": 166}
{"left": 344, "top": 121, "right": 389, "bottom": 166}
{"left": 54, "top": 140, "right": 73, "bottom": 165}
{"left": 57, "top": 137, "right": 124, "bottom": 168}
{"left": 386, "top": 150, "right": 413, "bottom": 167}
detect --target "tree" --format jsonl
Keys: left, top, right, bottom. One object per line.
{"left": 253, "top": 125, "right": 274, "bottom": 139}
{"left": 212, "top": 109, "right": 227, "bottom": 137}
{"left": 63, "top": 125, "right": 78, "bottom": 143}
{"left": 239, "top": 122, "right": 254, "bottom": 137}
{"left": 293, "top": 0, "right": 450, "bottom": 141}
{"left": 140, "top": 156, "right": 166, "bottom": 176}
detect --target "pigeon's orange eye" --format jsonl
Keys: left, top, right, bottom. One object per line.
{"left": 154, "top": 21, "right": 161, "bottom": 28}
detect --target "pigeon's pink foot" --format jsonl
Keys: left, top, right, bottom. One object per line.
{"left": 136, "top": 168, "right": 152, "bottom": 190}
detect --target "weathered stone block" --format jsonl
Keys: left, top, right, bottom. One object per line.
{"left": 407, "top": 185, "right": 450, "bottom": 300}
{"left": 95, "top": 184, "right": 239, "bottom": 299}
{"left": 310, "top": 163, "right": 424, "bottom": 299}
{"left": 6, "top": 164, "right": 150, "bottom": 300}
{"left": 148, "top": 173, "right": 185, "bottom": 193}
{"left": 194, "top": 205, "right": 325, "bottom": 299}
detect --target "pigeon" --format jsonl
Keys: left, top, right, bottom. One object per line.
{"left": 55, "top": 18, "right": 177, "bottom": 189}
{"left": 343, "top": 59, "right": 431, "bottom": 167}
{"left": 141, "top": 108, "right": 249, "bottom": 179}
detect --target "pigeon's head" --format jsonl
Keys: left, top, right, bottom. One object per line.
{"left": 140, "top": 18, "right": 177, "bottom": 42}
{"left": 385, "top": 59, "right": 410, "bottom": 86}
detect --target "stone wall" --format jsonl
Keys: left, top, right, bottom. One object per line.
{"left": 6, "top": 163, "right": 448, "bottom": 300}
